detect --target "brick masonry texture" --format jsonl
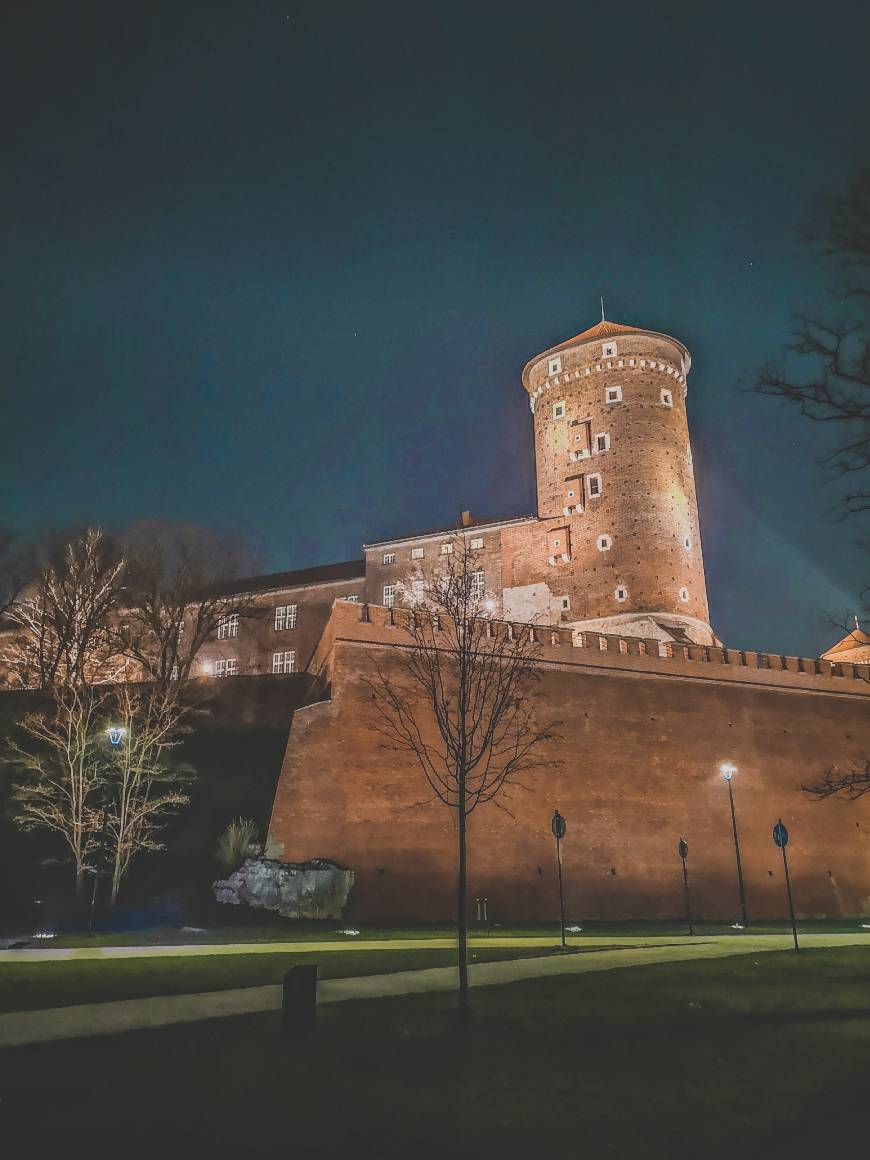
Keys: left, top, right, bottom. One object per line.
{"left": 268, "top": 603, "right": 870, "bottom": 922}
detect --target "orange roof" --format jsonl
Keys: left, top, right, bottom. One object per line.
{"left": 821, "top": 627, "right": 870, "bottom": 666}
{"left": 521, "top": 317, "right": 690, "bottom": 390}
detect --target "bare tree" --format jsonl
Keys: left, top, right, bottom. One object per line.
{"left": 368, "top": 533, "right": 558, "bottom": 1021}
{"left": 8, "top": 685, "right": 108, "bottom": 897}
{"left": 101, "top": 683, "right": 192, "bottom": 905}
{"left": 4, "top": 527, "right": 126, "bottom": 689}
{"left": 116, "top": 521, "right": 257, "bottom": 694}
{"left": 803, "top": 758, "right": 870, "bottom": 801}
{"left": 757, "top": 169, "right": 870, "bottom": 522}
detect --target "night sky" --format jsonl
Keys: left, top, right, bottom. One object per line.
{"left": 2, "top": 1, "right": 868, "bottom": 657}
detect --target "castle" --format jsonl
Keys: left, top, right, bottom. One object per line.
{"left": 256, "top": 317, "right": 869, "bottom": 923}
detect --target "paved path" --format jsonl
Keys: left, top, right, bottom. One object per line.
{"left": 2, "top": 933, "right": 870, "bottom": 1049}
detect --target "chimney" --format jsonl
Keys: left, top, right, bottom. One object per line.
{"left": 460, "top": 510, "right": 472, "bottom": 527}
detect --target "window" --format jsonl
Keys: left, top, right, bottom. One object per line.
{"left": 411, "top": 579, "right": 426, "bottom": 599}
{"left": 342, "top": 594, "right": 360, "bottom": 602}
{"left": 217, "top": 613, "right": 239, "bottom": 640}
{"left": 440, "top": 543, "right": 453, "bottom": 555}
{"left": 660, "top": 388, "right": 673, "bottom": 407}
{"left": 605, "top": 385, "right": 622, "bottom": 404}
{"left": 470, "top": 537, "right": 484, "bottom": 550}
{"left": 596, "top": 534, "right": 612, "bottom": 551}
{"left": 548, "top": 356, "right": 562, "bottom": 375}
{"left": 275, "top": 605, "right": 298, "bottom": 631}
{"left": 553, "top": 538, "right": 561, "bottom": 549}
{"left": 552, "top": 401, "right": 566, "bottom": 419}
{"left": 594, "top": 432, "right": 610, "bottom": 453}
{"left": 383, "top": 552, "right": 396, "bottom": 565}
{"left": 586, "top": 473, "right": 602, "bottom": 499}
{"left": 683, "top": 535, "right": 692, "bottom": 551}
{"left": 614, "top": 586, "right": 629, "bottom": 602}
{"left": 560, "top": 596, "right": 571, "bottom": 611}
{"left": 472, "top": 570, "right": 485, "bottom": 598}
{"left": 411, "top": 547, "right": 424, "bottom": 560}
{"left": 383, "top": 585, "right": 396, "bottom": 608}
{"left": 602, "top": 342, "right": 617, "bottom": 358}
{"left": 215, "top": 658, "right": 238, "bottom": 678}
{"left": 170, "top": 663, "right": 179, "bottom": 680}
{"left": 272, "top": 650, "right": 296, "bottom": 674}
{"left": 679, "top": 586, "right": 690, "bottom": 603}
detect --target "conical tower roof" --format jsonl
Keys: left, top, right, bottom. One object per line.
{"left": 820, "top": 625, "right": 870, "bottom": 666}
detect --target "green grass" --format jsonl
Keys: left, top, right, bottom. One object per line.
{"left": 0, "top": 945, "right": 599, "bottom": 1012}
{"left": 4, "top": 948, "right": 870, "bottom": 1158}
{"left": 27, "top": 914, "right": 870, "bottom": 947}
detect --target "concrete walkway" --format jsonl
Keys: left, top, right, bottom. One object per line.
{"left": 3, "top": 933, "right": 870, "bottom": 1049}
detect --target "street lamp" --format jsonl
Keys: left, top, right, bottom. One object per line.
{"left": 551, "top": 810, "right": 567, "bottom": 949}
{"left": 677, "top": 836, "right": 694, "bottom": 936}
{"left": 106, "top": 726, "right": 126, "bottom": 747}
{"left": 720, "top": 762, "right": 748, "bottom": 928}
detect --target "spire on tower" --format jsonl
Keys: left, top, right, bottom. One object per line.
{"left": 600, "top": 296, "right": 605, "bottom": 323}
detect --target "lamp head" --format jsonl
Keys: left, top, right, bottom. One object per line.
{"left": 720, "top": 762, "right": 737, "bottom": 782}
{"left": 106, "top": 726, "right": 126, "bottom": 747}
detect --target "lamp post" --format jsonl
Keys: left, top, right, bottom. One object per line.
{"left": 773, "top": 819, "right": 799, "bottom": 951}
{"left": 88, "top": 725, "right": 124, "bottom": 933}
{"left": 677, "top": 836, "right": 694, "bottom": 936}
{"left": 721, "top": 763, "right": 748, "bottom": 928}
{"left": 551, "top": 810, "right": 567, "bottom": 949}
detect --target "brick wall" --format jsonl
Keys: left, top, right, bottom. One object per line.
{"left": 268, "top": 602, "right": 870, "bottom": 922}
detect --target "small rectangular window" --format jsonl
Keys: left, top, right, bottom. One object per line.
{"left": 383, "top": 585, "right": 396, "bottom": 608}
{"left": 587, "top": 473, "right": 602, "bottom": 498}
{"left": 605, "top": 386, "right": 622, "bottom": 404}
{"left": 552, "top": 401, "right": 566, "bottom": 419}
{"left": 215, "top": 658, "right": 238, "bottom": 677}
{"left": 217, "top": 613, "right": 239, "bottom": 640}
{"left": 615, "top": 586, "right": 628, "bottom": 602}
{"left": 548, "top": 356, "right": 562, "bottom": 375}
{"left": 411, "top": 579, "right": 425, "bottom": 599}
{"left": 661, "top": 388, "right": 673, "bottom": 407}
{"left": 411, "top": 547, "right": 424, "bottom": 559}
{"left": 594, "top": 432, "right": 610, "bottom": 453}
{"left": 275, "top": 605, "right": 298, "bottom": 631}
{"left": 383, "top": 552, "right": 396, "bottom": 564}
{"left": 273, "top": 650, "right": 296, "bottom": 674}
{"left": 602, "top": 342, "right": 617, "bottom": 358}
{"left": 470, "top": 537, "right": 484, "bottom": 550}
{"left": 440, "top": 543, "right": 453, "bottom": 555}
{"left": 472, "top": 570, "right": 485, "bottom": 597}
{"left": 342, "top": 594, "right": 360, "bottom": 602}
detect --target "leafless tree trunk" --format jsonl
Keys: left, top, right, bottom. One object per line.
{"left": 368, "top": 532, "right": 558, "bottom": 1022}
{"left": 102, "top": 683, "right": 191, "bottom": 905}
{"left": 8, "top": 685, "right": 108, "bottom": 897}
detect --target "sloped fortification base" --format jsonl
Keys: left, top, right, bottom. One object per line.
{"left": 213, "top": 857, "right": 354, "bottom": 919}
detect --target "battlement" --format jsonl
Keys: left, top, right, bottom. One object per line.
{"left": 328, "top": 600, "right": 870, "bottom": 696}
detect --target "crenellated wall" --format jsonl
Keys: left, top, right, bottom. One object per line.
{"left": 268, "top": 602, "right": 870, "bottom": 923}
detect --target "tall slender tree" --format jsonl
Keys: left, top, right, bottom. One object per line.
{"left": 368, "top": 532, "right": 558, "bottom": 1022}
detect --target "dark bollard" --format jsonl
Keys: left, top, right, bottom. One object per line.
{"left": 281, "top": 964, "right": 318, "bottom": 1035}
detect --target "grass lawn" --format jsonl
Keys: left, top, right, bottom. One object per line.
{"left": 0, "top": 945, "right": 604, "bottom": 1012}
{"left": 4, "top": 947, "right": 870, "bottom": 1159}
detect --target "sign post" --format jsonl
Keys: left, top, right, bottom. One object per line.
{"left": 678, "top": 836, "right": 694, "bottom": 936}
{"left": 551, "top": 810, "right": 567, "bottom": 950}
{"left": 773, "top": 819, "right": 799, "bottom": 951}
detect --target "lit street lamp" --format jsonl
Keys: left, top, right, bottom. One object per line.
{"left": 551, "top": 810, "right": 567, "bottom": 949}
{"left": 720, "top": 763, "right": 748, "bottom": 928}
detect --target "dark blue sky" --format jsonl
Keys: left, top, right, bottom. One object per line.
{"left": 2, "top": 1, "right": 868, "bottom": 656}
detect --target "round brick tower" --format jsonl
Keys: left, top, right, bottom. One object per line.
{"left": 521, "top": 318, "right": 715, "bottom": 645}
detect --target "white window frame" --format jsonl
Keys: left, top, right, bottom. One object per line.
{"left": 215, "top": 658, "right": 238, "bottom": 677}
{"left": 614, "top": 586, "right": 629, "bottom": 603}
{"left": 342, "top": 594, "right": 360, "bottom": 602}
{"left": 552, "top": 401, "right": 566, "bottom": 419}
{"left": 410, "top": 579, "right": 426, "bottom": 600}
{"left": 660, "top": 388, "right": 674, "bottom": 407}
{"left": 274, "top": 604, "right": 298, "bottom": 631}
{"left": 560, "top": 596, "right": 571, "bottom": 611}
{"left": 683, "top": 535, "right": 692, "bottom": 551}
{"left": 602, "top": 342, "right": 617, "bottom": 358}
{"left": 383, "top": 552, "right": 396, "bottom": 565}
{"left": 217, "top": 613, "right": 239, "bottom": 640}
{"left": 586, "top": 473, "right": 602, "bottom": 499}
{"left": 411, "top": 546, "right": 424, "bottom": 560}
{"left": 548, "top": 356, "right": 562, "bottom": 376}
{"left": 594, "top": 432, "right": 610, "bottom": 453}
{"left": 440, "top": 543, "right": 453, "bottom": 555}
{"left": 605, "top": 385, "right": 623, "bottom": 404}
{"left": 383, "top": 584, "right": 396, "bottom": 608}
{"left": 272, "top": 649, "right": 296, "bottom": 674}
{"left": 678, "top": 586, "right": 690, "bottom": 603}
{"left": 469, "top": 537, "right": 484, "bottom": 550}
{"left": 596, "top": 534, "right": 612, "bottom": 551}
{"left": 471, "top": 570, "right": 485, "bottom": 598}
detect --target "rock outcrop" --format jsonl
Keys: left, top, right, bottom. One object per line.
{"left": 213, "top": 857, "right": 353, "bottom": 920}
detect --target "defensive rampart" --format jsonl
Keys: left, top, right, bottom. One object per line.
{"left": 268, "top": 602, "right": 870, "bottom": 922}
